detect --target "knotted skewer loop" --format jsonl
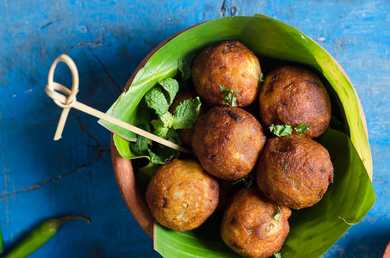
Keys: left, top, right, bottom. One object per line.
{"left": 45, "top": 54, "right": 188, "bottom": 152}
{"left": 46, "top": 54, "right": 79, "bottom": 140}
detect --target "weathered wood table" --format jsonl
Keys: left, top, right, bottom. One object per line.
{"left": 0, "top": 1, "right": 389, "bottom": 257}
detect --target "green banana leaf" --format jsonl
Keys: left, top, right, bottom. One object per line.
{"left": 99, "top": 15, "right": 375, "bottom": 257}
{"left": 99, "top": 15, "right": 372, "bottom": 176}
{"left": 154, "top": 129, "right": 375, "bottom": 258}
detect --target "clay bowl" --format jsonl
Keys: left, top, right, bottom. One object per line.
{"left": 110, "top": 16, "right": 372, "bottom": 240}
{"left": 111, "top": 140, "right": 154, "bottom": 235}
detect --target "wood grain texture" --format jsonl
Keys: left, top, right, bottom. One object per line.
{"left": 0, "top": 0, "right": 389, "bottom": 257}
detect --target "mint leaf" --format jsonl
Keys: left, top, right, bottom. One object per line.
{"left": 148, "top": 146, "right": 177, "bottom": 165}
{"left": 269, "top": 124, "right": 293, "bottom": 137}
{"left": 148, "top": 149, "right": 167, "bottom": 165}
{"left": 178, "top": 52, "right": 196, "bottom": 81}
{"left": 260, "top": 72, "right": 264, "bottom": 82}
{"left": 172, "top": 97, "right": 202, "bottom": 129}
{"left": 130, "top": 135, "right": 152, "bottom": 155}
{"left": 159, "top": 78, "right": 179, "bottom": 105}
{"left": 294, "top": 123, "right": 310, "bottom": 134}
{"left": 160, "top": 112, "right": 174, "bottom": 128}
{"left": 165, "top": 128, "right": 180, "bottom": 144}
{"left": 113, "top": 134, "right": 149, "bottom": 160}
{"left": 145, "top": 87, "right": 169, "bottom": 116}
{"left": 151, "top": 120, "right": 181, "bottom": 145}
{"left": 274, "top": 252, "right": 282, "bottom": 258}
{"left": 273, "top": 206, "right": 282, "bottom": 221}
{"left": 154, "top": 126, "right": 170, "bottom": 139}
{"left": 232, "top": 174, "right": 253, "bottom": 188}
{"left": 150, "top": 112, "right": 175, "bottom": 139}
{"left": 270, "top": 123, "right": 310, "bottom": 136}
{"left": 219, "top": 85, "right": 237, "bottom": 107}
{"left": 151, "top": 120, "right": 169, "bottom": 138}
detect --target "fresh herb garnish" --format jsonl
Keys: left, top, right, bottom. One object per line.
{"left": 159, "top": 78, "right": 179, "bottom": 105}
{"left": 149, "top": 97, "right": 201, "bottom": 132}
{"left": 160, "top": 112, "right": 174, "bottom": 128}
{"left": 130, "top": 135, "right": 152, "bottom": 155}
{"left": 148, "top": 149, "right": 169, "bottom": 165}
{"left": 132, "top": 78, "right": 202, "bottom": 164}
{"left": 145, "top": 78, "right": 180, "bottom": 115}
{"left": 219, "top": 85, "right": 237, "bottom": 107}
{"left": 259, "top": 72, "right": 264, "bottom": 82}
{"left": 151, "top": 120, "right": 170, "bottom": 138}
{"left": 270, "top": 123, "right": 310, "bottom": 137}
{"left": 232, "top": 174, "right": 254, "bottom": 188}
{"left": 144, "top": 87, "right": 170, "bottom": 116}
{"left": 145, "top": 78, "right": 201, "bottom": 130}
{"left": 273, "top": 206, "right": 282, "bottom": 221}
{"left": 273, "top": 252, "right": 282, "bottom": 258}
{"left": 165, "top": 128, "right": 181, "bottom": 144}
{"left": 178, "top": 52, "right": 196, "bottom": 81}
{"left": 294, "top": 123, "right": 310, "bottom": 134}
{"left": 172, "top": 97, "right": 202, "bottom": 129}
{"left": 269, "top": 124, "right": 293, "bottom": 137}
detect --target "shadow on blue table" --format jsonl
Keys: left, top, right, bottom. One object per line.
{"left": 340, "top": 230, "right": 389, "bottom": 258}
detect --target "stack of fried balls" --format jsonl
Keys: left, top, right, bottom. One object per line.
{"left": 146, "top": 40, "right": 334, "bottom": 258}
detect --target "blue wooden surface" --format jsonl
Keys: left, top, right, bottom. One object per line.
{"left": 0, "top": 1, "right": 389, "bottom": 257}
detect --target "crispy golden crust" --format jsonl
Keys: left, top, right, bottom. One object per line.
{"left": 257, "top": 135, "right": 334, "bottom": 209}
{"left": 192, "top": 107, "right": 266, "bottom": 181}
{"left": 221, "top": 188, "right": 291, "bottom": 258}
{"left": 192, "top": 40, "right": 261, "bottom": 107}
{"left": 146, "top": 159, "right": 219, "bottom": 231}
{"left": 259, "top": 65, "right": 331, "bottom": 137}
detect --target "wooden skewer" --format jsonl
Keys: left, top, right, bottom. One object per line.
{"left": 45, "top": 54, "right": 188, "bottom": 153}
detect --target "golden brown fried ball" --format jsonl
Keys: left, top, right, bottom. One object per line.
{"left": 192, "top": 40, "right": 261, "bottom": 107}
{"left": 221, "top": 188, "right": 291, "bottom": 258}
{"left": 192, "top": 107, "right": 266, "bottom": 181}
{"left": 257, "top": 135, "right": 334, "bottom": 209}
{"left": 146, "top": 159, "right": 219, "bottom": 231}
{"left": 259, "top": 65, "right": 331, "bottom": 137}
{"left": 170, "top": 90, "right": 199, "bottom": 146}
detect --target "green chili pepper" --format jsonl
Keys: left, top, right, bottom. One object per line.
{"left": 0, "top": 229, "right": 4, "bottom": 254}
{"left": 2, "top": 215, "right": 90, "bottom": 258}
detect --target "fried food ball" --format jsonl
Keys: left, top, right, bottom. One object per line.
{"left": 221, "top": 188, "right": 291, "bottom": 258}
{"left": 192, "top": 40, "right": 261, "bottom": 107}
{"left": 170, "top": 90, "right": 198, "bottom": 146}
{"left": 146, "top": 159, "right": 219, "bottom": 231}
{"left": 259, "top": 65, "right": 331, "bottom": 137}
{"left": 257, "top": 135, "right": 334, "bottom": 209}
{"left": 192, "top": 107, "right": 266, "bottom": 181}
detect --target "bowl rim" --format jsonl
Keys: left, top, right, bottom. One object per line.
{"left": 110, "top": 16, "right": 372, "bottom": 238}
{"left": 110, "top": 25, "right": 196, "bottom": 236}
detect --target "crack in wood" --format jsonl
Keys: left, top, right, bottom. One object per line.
{"left": 220, "top": 0, "right": 237, "bottom": 16}
{"left": 75, "top": 116, "right": 102, "bottom": 147}
{"left": 40, "top": 19, "right": 62, "bottom": 30}
{"left": 220, "top": 0, "right": 227, "bottom": 16}
{"left": 87, "top": 49, "right": 122, "bottom": 93}
{"left": 0, "top": 161, "right": 94, "bottom": 200}
{"left": 0, "top": 118, "right": 111, "bottom": 201}
{"left": 75, "top": 115, "right": 110, "bottom": 159}
{"left": 70, "top": 40, "right": 104, "bottom": 49}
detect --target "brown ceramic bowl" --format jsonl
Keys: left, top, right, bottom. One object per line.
{"left": 111, "top": 140, "right": 154, "bottom": 235}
